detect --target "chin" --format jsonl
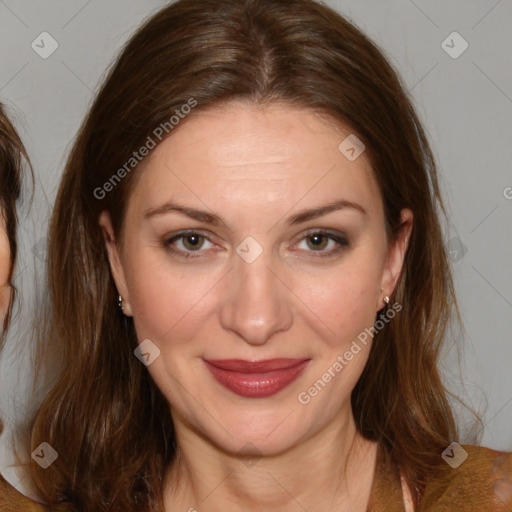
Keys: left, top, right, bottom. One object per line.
{"left": 200, "top": 407, "right": 309, "bottom": 457}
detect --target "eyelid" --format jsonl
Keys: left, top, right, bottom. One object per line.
{"left": 293, "top": 227, "right": 347, "bottom": 241}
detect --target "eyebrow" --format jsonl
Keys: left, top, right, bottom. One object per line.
{"left": 144, "top": 199, "right": 367, "bottom": 226}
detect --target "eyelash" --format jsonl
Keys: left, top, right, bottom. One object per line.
{"left": 163, "top": 229, "right": 349, "bottom": 260}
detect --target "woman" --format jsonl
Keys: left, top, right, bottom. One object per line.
{"left": 4, "top": 0, "right": 512, "bottom": 510}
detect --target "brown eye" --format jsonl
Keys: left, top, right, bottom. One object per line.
{"left": 181, "top": 233, "right": 205, "bottom": 251}
{"left": 164, "top": 231, "right": 216, "bottom": 258}
{"left": 305, "top": 233, "right": 329, "bottom": 251}
{"left": 294, "top": 230, "right": 349, "bottom": 258}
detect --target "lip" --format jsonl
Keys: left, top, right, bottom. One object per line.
{"left": 203, "top": 358, "right": 310, "bottom": 398}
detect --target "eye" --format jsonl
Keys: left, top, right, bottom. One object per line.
{"left": 164, "top": 231, "right": 216, "bottom": 258}
{"left": 163, "top": 229, "right": 349, "bottom": 260}
{"left": 293, "top": 230, "right": 349, "bottom": 257}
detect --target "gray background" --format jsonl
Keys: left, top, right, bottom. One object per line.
{"left": 0, "top": 0, "right": 511, "bottom": 488}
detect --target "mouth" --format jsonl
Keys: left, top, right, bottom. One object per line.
{"left": 202, "top": 358, "right": 311, "bottom": 398}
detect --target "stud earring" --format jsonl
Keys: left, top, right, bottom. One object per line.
{"left": 380, "top": 288, "right": 390, "bottom": 310}
{"left": 117, "top": 294, "right": 124, "bottom": 313}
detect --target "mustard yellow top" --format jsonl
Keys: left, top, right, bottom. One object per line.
{"left": 1, "top": 443, "right": 511, "bottom": 511}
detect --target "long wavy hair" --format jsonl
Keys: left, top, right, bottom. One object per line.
{"left": 30, "top": 0, "right": 470, "bottom": 510}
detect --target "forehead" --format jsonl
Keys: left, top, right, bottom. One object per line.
{"left": 129, "top": 102, "right": 382, "bottom": 219}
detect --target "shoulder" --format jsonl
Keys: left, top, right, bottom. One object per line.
{"left": 419, "top": 444, "right": 512, "bottom": 512}
{"left": 0, "top": 472, "right": 52, "bottom": 512}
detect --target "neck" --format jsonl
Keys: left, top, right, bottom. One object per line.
{"left": 163, "top": 410, "right": 378, "bottom": 512}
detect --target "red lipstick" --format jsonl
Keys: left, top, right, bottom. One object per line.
{"left": 203, "top": 358, "right": 310, "bottom": 398}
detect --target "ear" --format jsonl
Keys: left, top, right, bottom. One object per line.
{"left": 98, "top": 210, "right": 133, "bottom": 317}
{"left": 378, "top": 208, "right": 413, "bottom": 310}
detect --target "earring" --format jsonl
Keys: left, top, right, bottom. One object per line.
{"left": 380, "top": 288, "right": 390, "bottom": 310}
{"left": 117, "top": 294, "right": 124, "bottom": 313}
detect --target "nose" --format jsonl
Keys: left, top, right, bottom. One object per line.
{"left": 219, "top": 249, "right": 293, "bottom": 346}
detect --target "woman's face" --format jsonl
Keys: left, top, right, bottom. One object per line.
{"left": 101, "top": 102, "right": 412, "bottom": 455}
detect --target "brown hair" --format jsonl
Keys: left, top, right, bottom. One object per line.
{"left": 30, "top": 0, "right": 469, "bottom": 510}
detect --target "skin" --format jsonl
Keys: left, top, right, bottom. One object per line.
{"left": 100, "top": 102, "right": 413, "bottom": 511}
{"left": 0, "top": 211, "right": 11, "bottom": 324}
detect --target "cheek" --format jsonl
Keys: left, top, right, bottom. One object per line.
{"left": 290, "top": 252, "right": 384, "bottom": 348}
{"left": 123, "top": 235, "right": 385, "bottom": 353}
{"left": 124, "top": 248, "right": 217, "bottom": 346}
